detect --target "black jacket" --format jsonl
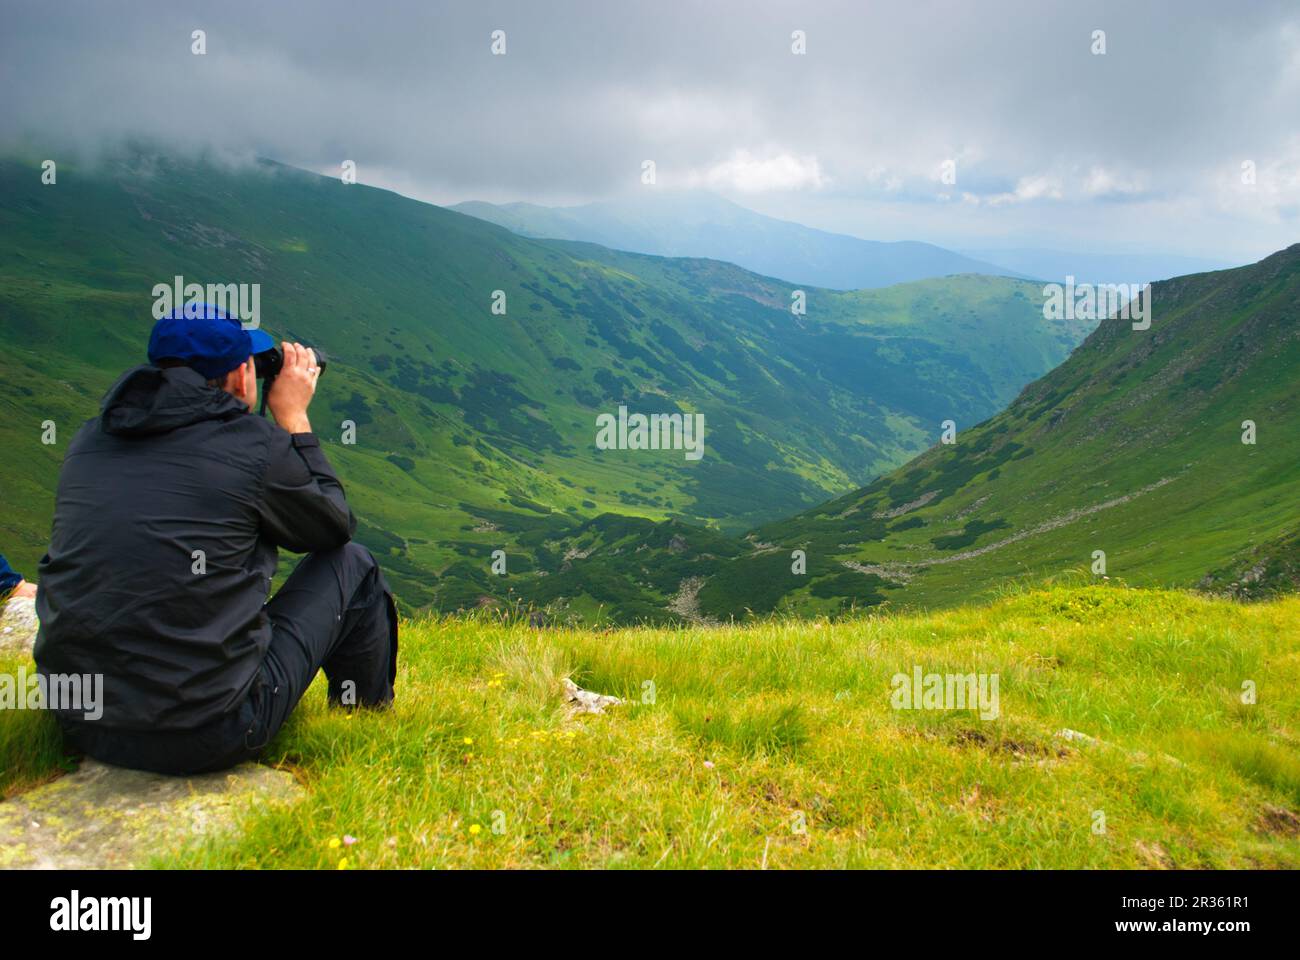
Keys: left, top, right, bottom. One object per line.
{"left": 34, "top": 365, "right": 355, "bottom": 731}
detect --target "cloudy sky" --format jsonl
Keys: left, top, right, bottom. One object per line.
{"left": 3, "top": 0, "right": 1298, "bottom": 262}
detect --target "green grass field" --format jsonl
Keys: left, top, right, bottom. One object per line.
{"left": 4, "top": 583, "right": 1298, "bottom": 868}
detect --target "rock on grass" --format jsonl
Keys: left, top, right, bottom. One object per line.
{"left": 0, "top": 597, "right": 38, "bottom": 656}
{"left": 0, "top": 760, "right": 303, "bottom": 869}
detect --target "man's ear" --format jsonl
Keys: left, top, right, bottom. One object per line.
{"left": 238, "top": 356, "right": 256, "bottom": 405}
{"left": 220, "top": 364, "right": 241, "bottom": 394}
{"left": 221, "top": 358, "right": 254, "bottom": 402}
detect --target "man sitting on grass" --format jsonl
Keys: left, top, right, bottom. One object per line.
{"left": 34, "top": 304, "right": 398, "bottom": 775}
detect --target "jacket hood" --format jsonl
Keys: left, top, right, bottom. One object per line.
{"left": 100, "top": 365, "right": 248, "bottom": 437}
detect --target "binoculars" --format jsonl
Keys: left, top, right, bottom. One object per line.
{"left": 254, "top": 344, "right": 327, "bottom": 416}
{"left": 253, "top": 344, "right": 328, "bottom": 380}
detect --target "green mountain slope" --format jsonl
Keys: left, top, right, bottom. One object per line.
{"left": 0, "top": 152, "right": 1090, "bottom": 610}
{"left": 720, "top": 245, "right": 1300, "bottom": 614}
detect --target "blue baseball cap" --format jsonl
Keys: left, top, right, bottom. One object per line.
{"left": 147, "top": 303, "right": 275, "bottom": 380}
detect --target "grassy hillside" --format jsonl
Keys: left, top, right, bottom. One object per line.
{"left": 428, "top": 246, "right": 1298, "bottom": 623}
{"left": 4, "top": 585, "right": 1298, "bottom": 867}
{"left": 709, "top": 245, "right": 1300, "bottom": 616}
{"left": 0, "top": 151, "right": 1091, "bottom": 611}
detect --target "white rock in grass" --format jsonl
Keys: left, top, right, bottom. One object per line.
{"left": 0, "top": 596, "right": 38, "bottom": 655}
{"left": 1055, "top": 728, "right": 1101, "bottom": 746}
{"left": 561, "top": 678, "right": 622, "bottom": 716}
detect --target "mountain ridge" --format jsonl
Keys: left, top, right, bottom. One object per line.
{"left": 731, "top": 243, "right": 1300, "bottom": 612}
{"left": 478, "top": 244, "right": 1297, "bottom": 622}
{"left": 451, "top": 192, "right": 1027, "bottom": 290}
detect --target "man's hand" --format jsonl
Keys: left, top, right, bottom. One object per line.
{"left": 266, "top": 341, "right": 320, "bottom": 435}
{"left": 9, "top": 579, "right": 37, "bottom": 600}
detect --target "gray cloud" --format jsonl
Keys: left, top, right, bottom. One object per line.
{"left": 3, "top": 0, "right": 1297, "bottom": 260}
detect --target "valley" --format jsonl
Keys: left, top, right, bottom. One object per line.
{"left": 0, "top": 152, "right": 1096, "bottom": 613}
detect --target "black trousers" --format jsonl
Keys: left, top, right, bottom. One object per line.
{"left": 63, "top": 543, "right": 398, "bottom": 775}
